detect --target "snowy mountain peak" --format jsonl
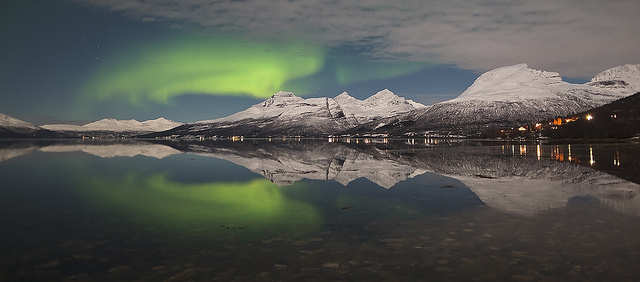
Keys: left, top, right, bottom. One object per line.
{"left": 451, "top": 64, "right": 575, "bottom": 103}
{"left": 271, "top": 91, "right": 297, "bottom": 98}
{"left": 591, "top": 64, "right": 640, "bottom": 82}
{"left": 355, "top": 89, "right": 426, "bottom": 111}
{"left": 145, "top": 117, "right": 172, "bottom": 123}
{"left": 262, "top": 91, "right": 303, "bottom": 107}
{"left": 364, "top": 89, "right": 404, "bottom": 106}
{"left": 335, "top": 91, "right": 353, "bottom": 99}
{"left": 589, "top": 63, "right": 640, "bottom": 92}
{"left": 475, "top": 63, "right": 561, "bottom": 81}
{"left": 0, "top": 114, "right": 37, "bottom": 128}
{"left": 140, "top": 118, "right": 182, "bottom": 130}
{"left": 0, "top": 113, "right": 39, "bottom": 129}
{"left": 369, "top": 88, "right": 395, "bottom": 98}
{"left": 85, "top": 118, "right": 142, "bottom": 129}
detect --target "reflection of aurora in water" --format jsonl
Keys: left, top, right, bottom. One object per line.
{"left": 78, "top": 173, "right": 321, "bottom": 234}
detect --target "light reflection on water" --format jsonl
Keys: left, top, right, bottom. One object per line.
{"left": 0, "top": 139, "right": 640, "bottom": 281}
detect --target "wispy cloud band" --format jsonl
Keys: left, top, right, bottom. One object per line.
{"left": 76, "top": 0, "right": 640, "bottom": 77}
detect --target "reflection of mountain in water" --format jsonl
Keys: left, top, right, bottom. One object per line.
{"left": 2, "top": 140, "right": 639, "bottom": 217}
{"left": 168, "top": 140, "right": 426, "bottom": 188}
{"left": 38, "top": 143, "right": 182, "bottom": 159}
{"left": 0, "top": 142, "right": 40, "bottom": 162}
{"left": 165, "top": 140, "right": 640, "bottom": 217}
{"left": 407, "top": 148, "right": 640, "bottom": 216}
{"left": 0, "top": 141, "right": 183, "bottom": 160}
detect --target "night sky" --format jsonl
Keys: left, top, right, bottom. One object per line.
{"left": 1, "top": 0, "right": 639, "bottom": 125}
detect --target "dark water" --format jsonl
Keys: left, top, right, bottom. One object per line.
{"left": 1, "top": 139, "right": 640, "bottom": 281}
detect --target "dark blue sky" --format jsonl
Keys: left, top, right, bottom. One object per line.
{"left": 1, "top": 0, "right": 638, "bottom": 124}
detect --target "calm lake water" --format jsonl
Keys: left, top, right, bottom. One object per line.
{"left": 1, "top": 139, "right": 640, "bottom": 281}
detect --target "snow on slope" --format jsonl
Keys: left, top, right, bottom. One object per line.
{"left": 588, "top": 63, "right": 640, "bottom": 93}
{"left": 450, "top": 63, "right": 626, "bottom": 103}
{"left": 43, "top": 117, "right": 182, "bottom": 132}
{"left": 186, "top": 91, "right": 361, "bottom": 136}
{"left": 0, "top": 113, "right": 40, "bottom": 129}
{"left": 334, "top": 89, "right": 426, "bottom": 122}
{"left": 0, "top": 113, "right": 61, "bottom": 138}
{"left": 199, "top": 89, "right": 424, "bottom": 125}
{"left": 198, "top": 91, "right": 317, "bottom": 124}
{"left": 155, "top": 89, "right": 427, "bottom": 137}
{"left": 355, "top": 63, "right": 640, "bottom": 136}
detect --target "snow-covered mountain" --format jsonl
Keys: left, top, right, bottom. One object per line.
{"left": 333, "top": 89, "right": 426, "bottom": 123}
{"left": 351, "top": 63, "right": 640, "bottom": 136}
{"left": 588, "top": 63, "right": 640, "bottom": 93}
{"left": 43, "top": 117, "right": 182, "bottom": 132}
{"left": 42, "top": 117, "right": 182, "bottom": 137}
{"left": 144, "top": 89, "right": 425, "bottom": 138}
{"left": 0, "top": 113, "right": 61, "bottom": 138}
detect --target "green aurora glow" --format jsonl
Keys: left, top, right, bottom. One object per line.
{"left": 79, "top": 33, "right": 434, "bottom": 109}
{"left": 79, "top": 173, "right": 321, "bottom": 233}
{"left": 81, "top": 35, "right": 326, "bottom": 104}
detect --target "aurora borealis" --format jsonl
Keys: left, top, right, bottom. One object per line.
{"left": 82, "top": 35, "right": 326, "bottom": 103}
{"left": 1, "top": 0, "right": 639, "bottom": 124}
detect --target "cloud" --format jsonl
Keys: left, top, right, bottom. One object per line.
{"left": 76, "top": 0, "right": 640, "bottom": 77}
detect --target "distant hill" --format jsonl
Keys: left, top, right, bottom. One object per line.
{"left": 0, "top": 113, "right": 62, "bottom": 138}
{"left": 42, "top": 117, "right": 183, "bottom": 138}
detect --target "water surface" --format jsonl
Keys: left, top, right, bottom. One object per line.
{"left": 1, "top": 139, "right": 639, "bottom": 281}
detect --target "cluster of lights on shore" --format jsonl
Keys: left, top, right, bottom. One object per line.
{"left": 518, "top": 113, "right": 595, "bottom": 132}
{"left": 187, "top": 133, "right": 625, "bottom": 168}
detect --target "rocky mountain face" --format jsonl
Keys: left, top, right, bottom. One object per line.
{"left": 143, "top": 89, "right": 425, "bottom": 138}
{"left": 0, "top": 113, "right": 62, "bottom": 138}
{"left": 349, "top": 63, "right": 640, "bottom": 136}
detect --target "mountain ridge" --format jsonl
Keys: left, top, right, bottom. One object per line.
{"left": 144, "top": 89, "right": 426, "bottom": 138}
{"left": 347, "top": 63, "right": 640, "bottom": 136}
{"left": 3, "top": 63, "right": 640, "bottom": 139}
{"left": 42, "top": 117, "right": 182, "bottom": 133}
{"left": 0, "top": 113, "right": 62, "bottom": 138}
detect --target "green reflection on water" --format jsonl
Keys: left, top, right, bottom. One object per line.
{"left": 78, "top": 173, "right": 321, "bottom": 234}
